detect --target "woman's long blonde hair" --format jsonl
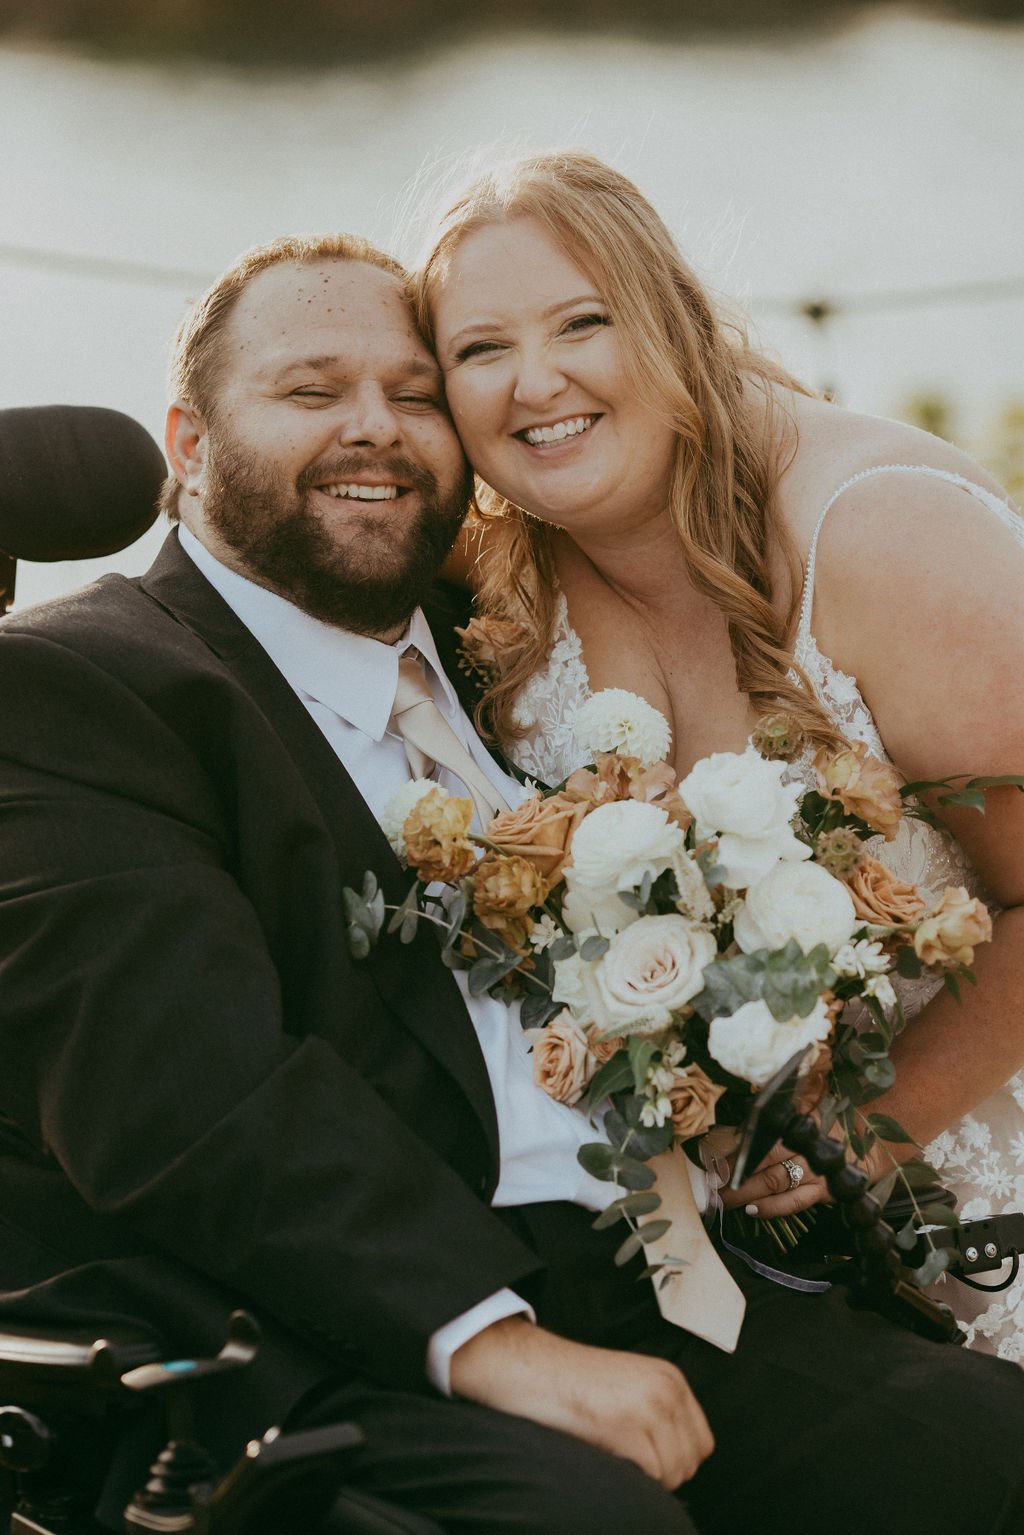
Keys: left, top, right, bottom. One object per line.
{"left": 413, "top": 151, "right": 842, "bottom": 751}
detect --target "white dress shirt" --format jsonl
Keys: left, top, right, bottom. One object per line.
{"left": 179, "top": 529, "right": 616, "bottom": 1387}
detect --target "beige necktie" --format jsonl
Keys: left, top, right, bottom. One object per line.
{"left": 392, "top": 652, "right": 511, "bottom": 826}
{"left": 640, "top": 1145, "right": 746, "bottom": 1352}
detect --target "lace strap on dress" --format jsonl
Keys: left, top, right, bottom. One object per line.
{"left": 796, "top": 462, "right": 1023, "bottom": 649}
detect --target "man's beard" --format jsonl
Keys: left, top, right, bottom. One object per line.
{"left": 200, "top": 429, "right": 472, "bottom": 636}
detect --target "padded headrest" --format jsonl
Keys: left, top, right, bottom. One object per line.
{"left": 0, "top": 405, "right": 166, "bottom": 562}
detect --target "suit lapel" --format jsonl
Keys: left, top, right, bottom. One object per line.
{"left": 139, "top": 535, "right": 501, "bottom": 1168}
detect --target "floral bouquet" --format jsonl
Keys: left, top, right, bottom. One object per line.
{"left": 344, "top": 688, "right": 1013, "bottom": 1288}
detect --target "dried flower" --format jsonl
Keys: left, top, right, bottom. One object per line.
{"left": 814, "top": 740, "right": 903, "bottom": 841}
{"left": 403, "top": 789, "right": 476, "bottom": 884}
{"left": 455, "top": 614, "right": 529, "bottom": 681}
{"left": 751, "top": 712, "right": 808, "bottom": 763}
{"left": 815, "top": 826, "right": 866, "bottom": 879}
{"left": 565, "top": 753, "right": 691, "bottom": 831}
{"left": 914, "top": 886, "right": 993, "bottom": 969}
{"left": 472, "top": 852, "right": 549, "bottom": 954}
{"left": 844, "top": 854, "right": 926, "bottom": 926}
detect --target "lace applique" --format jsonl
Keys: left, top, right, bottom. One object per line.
{"left": 507, "top": 592, "right": 592, "bottom": 786}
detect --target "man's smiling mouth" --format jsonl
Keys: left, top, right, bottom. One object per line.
{"left": 518, "top": 415, "right": 599, "bottom": 447}
{"left": 318, "top": 482, "right": 408, "bottom": 501}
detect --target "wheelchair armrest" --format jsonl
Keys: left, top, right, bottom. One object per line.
{"left": 0, "top": 1322, "right": 164, "bottom": 1412}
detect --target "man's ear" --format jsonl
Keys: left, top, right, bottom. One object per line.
{"left": 165, "top": 401, "right": 208, "bottom": 498}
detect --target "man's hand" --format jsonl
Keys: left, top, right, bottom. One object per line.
{"left": 449, "top": 1316, "right": 714, "bottom": 1490}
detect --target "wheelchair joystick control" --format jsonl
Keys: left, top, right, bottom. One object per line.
{"left": 124, "top": 1441, "right": 218, "bottom": 1533}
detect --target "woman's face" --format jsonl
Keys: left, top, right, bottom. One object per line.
{"left": 431, "top": 216, "right": 678, "bottom": 539}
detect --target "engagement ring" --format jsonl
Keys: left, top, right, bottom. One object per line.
{"left": 782, "top": 1158, "right": 805, "bottom": 1191}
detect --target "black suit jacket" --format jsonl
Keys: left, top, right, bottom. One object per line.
{"left": 0, "top": 533, "right": 541, "bottom": 1416}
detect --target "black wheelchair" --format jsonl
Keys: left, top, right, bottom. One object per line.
{"left": 1, "top": 404, "right": 1021, "bottom": 1534}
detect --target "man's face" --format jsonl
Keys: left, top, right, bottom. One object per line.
{"left": 189, "top": 258, "right": 471, "bottom": 637}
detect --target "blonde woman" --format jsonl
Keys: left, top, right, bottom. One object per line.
{"left": 415, "top": 151, "right": 1024, "bottom": 1360}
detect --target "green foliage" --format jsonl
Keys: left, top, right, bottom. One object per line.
{"left": 342, "top": 872, "right": 386, "bottom": 958}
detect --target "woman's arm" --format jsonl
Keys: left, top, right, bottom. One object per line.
{"left": 731, "top": 468, "right": 1024, "bottom": 1216}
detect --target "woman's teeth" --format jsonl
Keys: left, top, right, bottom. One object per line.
{"left": 322, "top": 483, "right": 400, "bottom": 500}
{"left": 522, "top": 416, "right": 595, "bottom": 447}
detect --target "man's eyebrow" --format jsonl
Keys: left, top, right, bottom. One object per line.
{"left": 272, "top": 354, "right": 441, "bottom": 380}
{"left": 443, "top": 294, "right": 605, "bottom": 350}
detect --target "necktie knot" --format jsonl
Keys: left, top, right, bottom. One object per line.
{"left": 389, "top": 649, "right": 509, "bottom": 825}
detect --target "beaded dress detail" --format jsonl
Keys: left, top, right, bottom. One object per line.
{"left": 505, "top": 464, "right": 1024, "bottom": 1361}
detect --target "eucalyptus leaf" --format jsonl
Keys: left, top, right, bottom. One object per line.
{"left": 895, "top": 1217, "right": 919, "bottom": 1252}
{"left": 520, "top": 991, "right": 559, "bottom": 1030}
{"left": 913, "top": 1248, "right": 951, "bottom": 1287}
{"left": 943, "top": 972, "right": 962, "bottom": 1004}
{"left": 614, "top": 1159, "right": 658, "bottom": 1191}
{"left": 614, "top": 1230, "right": 644, "bottom": 1267}
{"left": 468, "top": 950, "right": 523, "bottom": 996}
{"left": 399, "top": 910, "right": 420, "bottom": 944}
{"left": 898, "top": 1158, "right": 941, "bottom": 1190}
{"left": 636, "top": 1219, "right": 672, "bottom": 1245}
{"left": 864, "top": 1058, "right": 897, "bottom": 1092}
{"left": 548, "top": 935, "right": 578, "bottom": 962}
{"left": 865, "top": 1113, "right": 917, "bottom": 1145}
{"left": 345, "top": 923, "right": 371, "bottom": 961}
{"left": 895, "top": 946, "right": 923, "bottom": 980}
{"left": 586, "top": 1052, "right": 635, "bottom": 1106}
{"left": 580, "top": 934, "right": 611, "bottom": 961}
{"left": 917, "top": 1202, "right": 961, "bottom": 1228}
{"left": 577, "top": 1143, "right": 618, "bottom": 1181}
{"left": 627, "top": 1036, "right": 658, "bottom": 1094}
{"left": 692, "top": 950, "right": 767, "bottom": 1020}
{"left": 938, "top": 786, "right": 986, "bottom": 813}
{"left": 870, "top": 1169, "right": 900, "bottom": 1210}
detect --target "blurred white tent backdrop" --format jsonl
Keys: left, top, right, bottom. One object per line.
{"left": 2, "top": 9, "right": 1022, "bottom": 606}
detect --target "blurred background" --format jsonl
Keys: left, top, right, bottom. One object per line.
{"left": 2, "top": 0, "right": 1022, "bottom": 606}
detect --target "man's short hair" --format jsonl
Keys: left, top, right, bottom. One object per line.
{"left": 159, "top": 233, "right": 406, "bottom": 521}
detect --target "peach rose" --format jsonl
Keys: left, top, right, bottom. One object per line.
{"left": 527, "top": 1014, "right": 598, "bottom": 1106}
{"left": 814, "top": 740, "right": 903, "bottom": 841}
{"left": 485, "top": 792, "right": 590, "bottom": 887}
{"left": 403, "top": 789, "right": 476, "bottom": 884}
{"left": 668, "top": 1064, "right": 725, "bottom": 1139}
{"left": 844, "top": 854, "right": 926, "bottom": 926}
{"left": 914, "top": 886, "right": 993, "bottom": 969}
{"left": 586, "top": 1027, "right": 625, "bottom": 1064}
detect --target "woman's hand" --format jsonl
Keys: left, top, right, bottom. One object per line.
{"left": 719, "top": 1136, "right": 893, "bottom": 1221}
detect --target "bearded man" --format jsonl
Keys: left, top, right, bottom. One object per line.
{"left": 0, "top": 235, "right": 1021, "bottom": 1535}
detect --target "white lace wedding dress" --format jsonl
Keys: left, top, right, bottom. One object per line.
{"left": 505, "top": 463, "right": 1024, "bottom": 1362}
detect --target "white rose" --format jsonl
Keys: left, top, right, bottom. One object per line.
{"left": 550, "top": 951, "right": 621, "bottom": 1034}
{"left": 733, "top": 859, "right": 858, "bottom": 956}
{"left": 594, "top": 915, "right": 717, "bottom": 1035}
{"left": 565, "top": 800, "right": 685, "bottom": 894}
{"left": 381, "top": 778, "right": 442, "bottom": 859}
{"left": 680, "top": 745, "right": 810, "bottom": 888}
{"left": 708, "top": 996, "right": 832, "bottom": 1087}
{"left": 561, "top": 881, "right": 641, "bottom": 938}
{"left": 575, "top": 688, "right": 672, "bottom": 767}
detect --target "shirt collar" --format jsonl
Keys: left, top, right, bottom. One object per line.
{"left": 178, "top": 527, "right": 459, "bottom": 740}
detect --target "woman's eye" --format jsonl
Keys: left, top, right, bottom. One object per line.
{"left": 453, "top": 339, "right": 504, "bottom": 363}
{"left": 563, "top": 313, "right": 609, "bottom": 335}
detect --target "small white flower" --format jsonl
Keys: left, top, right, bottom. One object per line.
{"left": 528, "top": 914, "right": 561, "bottom": 952}
{"left": 833, "top": 939, "right": 891, "bottom": 980}
{"left": 864, "top": 974, "right": 897, "bottom": 1010}
{"left": 641, "top": 1094, "right": 674, "bottom": 1129}
{"left": 708, "top": 996, "right": 832, "bottom": 1088}
{"left": 733, "top": 860, "right": 858, "bottom": 957}
{"left": 381, "top": 778, "right": 441, "bottom": 859}
{"left": 576, "top": 688, "right": 672, "bottom": 767}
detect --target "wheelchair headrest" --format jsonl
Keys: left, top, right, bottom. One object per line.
{"left": 0, "top": 404, "right": 166, "bottom": 562}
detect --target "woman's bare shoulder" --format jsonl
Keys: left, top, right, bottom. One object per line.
{"left": 776, "top": 393, "right": 1013, "bottom": 550}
